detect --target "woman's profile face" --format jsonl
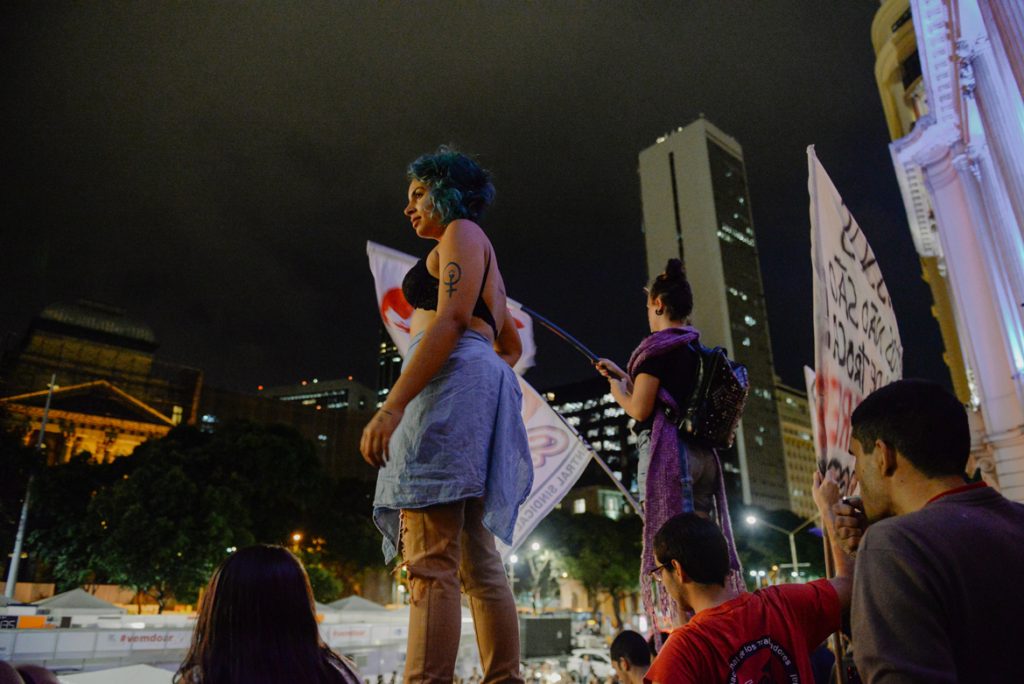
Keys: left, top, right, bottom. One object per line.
{"left": 405, "top": 180, "right": 444, "bottom": 238}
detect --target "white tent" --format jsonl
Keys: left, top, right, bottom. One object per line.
{"left": 59, "top": 664, "right": 172, "bottom": 684}
{"left": 35, "top": 588, "right": 126, "bottom": 615}
{"left": 328, "top": 595, "right": 387, "bottom": 612}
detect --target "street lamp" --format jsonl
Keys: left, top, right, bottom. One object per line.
{"left": 744, "top": 514, "right": 818, "bottom": 580}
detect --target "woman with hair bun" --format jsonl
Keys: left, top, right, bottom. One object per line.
{"left": 360, "top": 146, "right": 531, "bottom": 682}
{"left": 597, "top": 259, "right": 743, "bottom": 621}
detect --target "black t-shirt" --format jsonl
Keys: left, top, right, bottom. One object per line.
{"left": 634, "top": 344, "right": 699, "bottom": 431}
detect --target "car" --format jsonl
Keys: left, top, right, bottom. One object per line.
{"left": 565, "top": 648, "right": 614, "bottom": 680}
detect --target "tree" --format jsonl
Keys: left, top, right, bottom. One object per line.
{"left": 539, "top": 510, "right": 643, "bottom": 628}
{"left": 89, "top": 454, "right": 252, "bottom": 612}
{"left": 314, "top": 477, "right": 387, "bottom": 593}
{"left": 28, "top": 452, "right": 118, "bottom": 590}
{"left": 26, "top": 419, "right": 384, "bottom": 609}
{"left": 1, "top": 413, "right": 42, "bottom": 568}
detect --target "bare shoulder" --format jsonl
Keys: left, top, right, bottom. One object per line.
{"left": 442, "top": 219, "right": 488, "bottom": 248}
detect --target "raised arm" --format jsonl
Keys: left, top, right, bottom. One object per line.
{"left": 813, "top": 470, "right": 854, "bottom": 613}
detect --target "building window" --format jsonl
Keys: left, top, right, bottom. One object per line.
{"left": 573, "top": 499, "right": 586, "bottom": 514}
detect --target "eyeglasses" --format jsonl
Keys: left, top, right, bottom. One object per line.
{"left": 649, "top": 563, "right": 670, "bottom": 582}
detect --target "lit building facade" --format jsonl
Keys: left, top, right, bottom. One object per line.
{"left": 874, "top": 0, "right": 1024, "bottom": 500}
{"left": 560, "top": 484, "right": 634, "bottom": 520}
{"left": 376, "top": 326, "right": 402, "bottom": 407}
{"left": 0, "top": 380, "right": 175, "bottom": 464}
{"left": 0, "top": 300, "right": 202, "bottom": 425}
{"left": 0, "top": 301, "right": 376, "bottom": 481}
{"left": 775, "top": 381, "right": 818, "bottom": 520}
{"left": 261, "top": 377, "right": 375, "bottom": 412}
{"left": 545, "top": 377, "right": 638, "bottom": 497}
{"left": 638, "top": 119, "right": 788, "bottom": 510}
{"left": 872, "top": 0, "right": 972, "bottom": 404}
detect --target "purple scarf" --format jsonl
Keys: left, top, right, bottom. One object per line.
{"left": 628, "top": 327, "right": 745, "bottom": 637}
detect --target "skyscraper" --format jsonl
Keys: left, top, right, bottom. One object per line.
{"left": 376, "top": 325, "right": 403, "bottom": 407}
{"left": 638, "top": 118, "right": 788, "bottom": 510}
{"left": 775, "top": 381, "right": 817, "bottom": 520}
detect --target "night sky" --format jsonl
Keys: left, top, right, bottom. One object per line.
{"left": 1, "top": 2, "right": 949, "bottom": 396}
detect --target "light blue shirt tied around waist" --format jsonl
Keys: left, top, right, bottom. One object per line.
{"left": 373, "top": 329, "right": 534, "bottom": 563}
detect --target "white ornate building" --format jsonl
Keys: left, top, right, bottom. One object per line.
{"left": 876, "top": 0, "right": 1024, "bottom": 501}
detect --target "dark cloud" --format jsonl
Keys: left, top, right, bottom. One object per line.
{"left": 1, "top": 1, "right": 948, "bottom": 393}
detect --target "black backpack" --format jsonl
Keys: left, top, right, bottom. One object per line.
{"left": 665, "top": 343, "right": 750, "bottom": 450}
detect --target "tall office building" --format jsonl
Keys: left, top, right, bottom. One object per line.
{"left": 775, "top": 381, "right": 818, "bottom": 520}
{"left": 544, "top": 376, "right": 638, "bottom": 498}
{"left": 638, "top": 118, "right": 789, "bottom": 510}
{"left": 376, "top": 326, "right": 403, "bottom": 408}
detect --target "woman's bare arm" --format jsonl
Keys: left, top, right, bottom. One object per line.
{"left": 360, "top": 220, "right": 487, "bottom": 466}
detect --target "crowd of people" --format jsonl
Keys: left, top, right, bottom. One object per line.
{"left": 361, "top": 147, "right": 1024, "bottom": 682}
{"left": 8, "top": 148, "right": 1020, "bottom": 684}
{"left": 632, "top": 378, "right": 1024, "bottom": 683}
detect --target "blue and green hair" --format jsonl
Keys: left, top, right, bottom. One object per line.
{"left": 407, "top": 146, "right": 495, "bottom": 224}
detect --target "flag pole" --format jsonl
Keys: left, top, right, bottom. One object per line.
{"left": 519, "top": 306, "right": 642, "bottom": 518}
{"left": 519, "top": 305, "right": 599, "bottom": 364}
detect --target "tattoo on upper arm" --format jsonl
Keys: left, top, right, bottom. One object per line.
{"left": 443, "top": 261, "right": 462, "bottom": 297}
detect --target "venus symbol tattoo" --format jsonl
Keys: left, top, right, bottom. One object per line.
{"left": 443, "top": 262, "right": 462, "bottom": 297}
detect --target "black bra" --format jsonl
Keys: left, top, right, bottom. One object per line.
{"left": 401, "top": 251, "right": 498, "bottom": 336}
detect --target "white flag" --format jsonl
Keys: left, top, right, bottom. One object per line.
{"left": 808, "top": 147, "right": 903, "bottom": 495}
{"left": 366, "top": 241, "right": 590, "bottom": 556}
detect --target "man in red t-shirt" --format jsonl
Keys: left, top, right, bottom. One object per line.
{"left": 645, "top": 479, "right": 852, "bottom": 684}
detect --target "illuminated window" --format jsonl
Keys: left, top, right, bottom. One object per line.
{"left": 574, "top": 499, "right": 586, "bottom": 514}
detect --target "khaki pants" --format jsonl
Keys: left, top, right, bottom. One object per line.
{"left": 401, "top": 498, "right": 523, "bottom": 684}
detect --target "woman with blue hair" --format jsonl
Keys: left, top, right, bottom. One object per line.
{"left": 361, "top": 146, "right": 532, "bottom": 683}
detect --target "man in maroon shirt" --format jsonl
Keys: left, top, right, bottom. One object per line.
{"left": 644, "top": 484, "right": 853, "bottom": 684}
{"left": 831, "top": 379, "right": 1024, "bottom": 683}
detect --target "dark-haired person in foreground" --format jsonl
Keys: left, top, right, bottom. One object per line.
{"left": 175, "top": 545, "right": 360, "bottom": 684}
{"left": 831, "top": 379, "right": 1024, "bottom": 683}
{"left": 596, "top": 259, "right": 744, "bottom": 621}
{"left": 644, "top": 475, "right": 852, "bottom": 684}
{"left": 610, "top": 630, "right": 651, "bottom": 684}
{"left": 360, "top": 147, "right": 531, "bottom": 682}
